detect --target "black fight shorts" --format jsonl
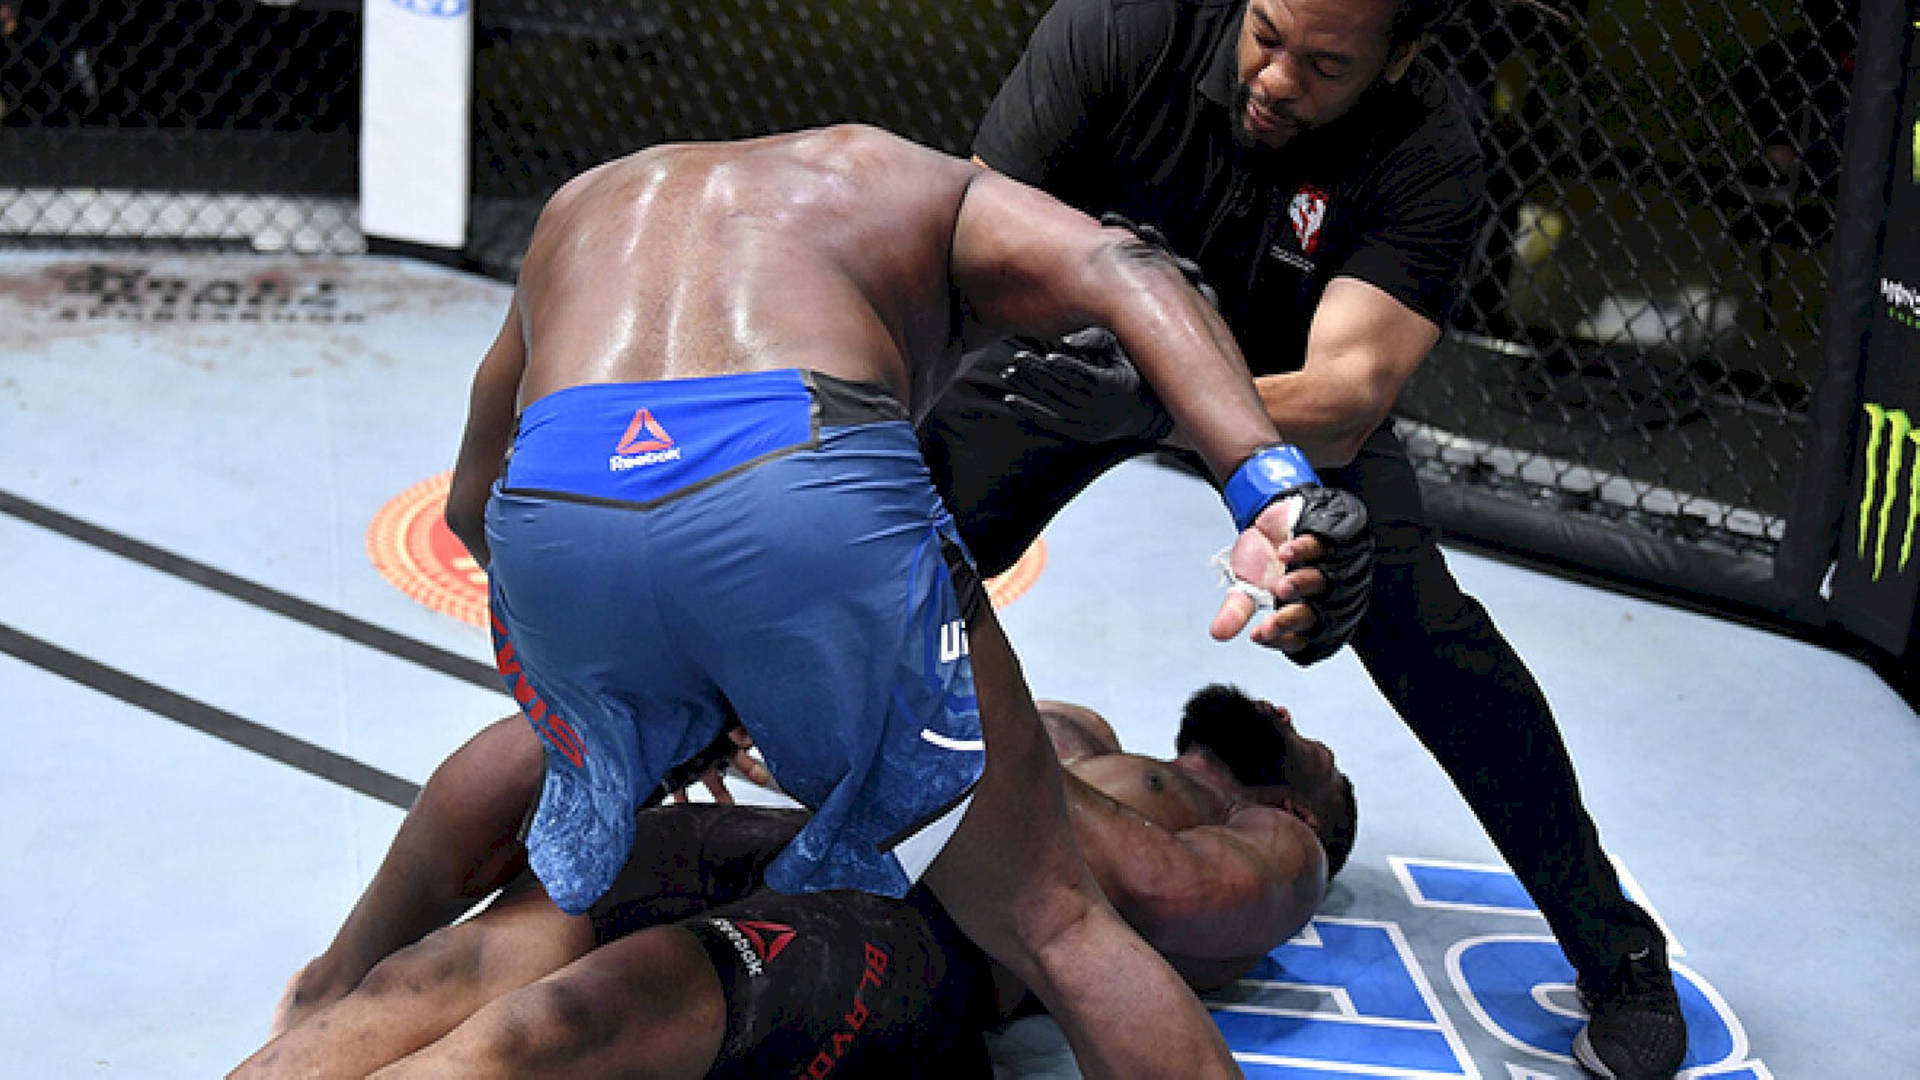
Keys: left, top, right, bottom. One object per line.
{"left": 589, "top": 804, "right": 1001, "bottom": 1079}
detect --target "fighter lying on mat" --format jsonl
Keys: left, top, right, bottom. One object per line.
{"left": 234, "top": 684, "right": 1355, "bottom": 1077}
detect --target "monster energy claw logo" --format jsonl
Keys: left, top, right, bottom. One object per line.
{"left": 1884, "top": 278, "right": 1920, "bottom": 330}
{"left": 1857, "top": 404, "right": 1920, "bottom": 580}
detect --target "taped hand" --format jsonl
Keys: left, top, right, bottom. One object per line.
{"left": 1213, "top": 446, "right": 1373, "bottom": 665}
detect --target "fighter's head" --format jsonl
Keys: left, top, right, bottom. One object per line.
{"left": 1174, "top": 684, "right": 1358, "bottom": 877}
{"left": 1232, "top": 0, "right": 1448, "bottom": 148}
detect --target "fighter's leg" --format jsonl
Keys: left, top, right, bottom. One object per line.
{"left": 370, "top": 924, "right": 724, "bottom": 1080}
{"left": 232, "top": 879, "right": 593, "bottom": 1079}
{"left": 271, "top": 716, "right": 546, "bottom": 1034}
{"left": 921, "top": 606, "right": 1237, "bottom": 1080}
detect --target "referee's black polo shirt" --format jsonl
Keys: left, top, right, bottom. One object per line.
{"left": 973, "top": 0, "right": 1486, "bottom": 377}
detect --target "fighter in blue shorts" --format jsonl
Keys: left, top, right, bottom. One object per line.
{"left": 430, "top": 123, "right": 1374, "bottom": 1080}
{"left": 489, "top": 369, "right": 987, "bottom": 909}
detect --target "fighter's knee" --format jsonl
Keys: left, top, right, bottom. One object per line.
{"left": 473, "top": 930, "right": 724, "bottom": 1071}
{"left": 355, "top": 929, "right": 480, "bottom": 1001}
{"left": 457, "top": 996, "right": 547, "bottom": 1068}
{"left": 473, "top": 976, "right": 621, "bottom": 1066}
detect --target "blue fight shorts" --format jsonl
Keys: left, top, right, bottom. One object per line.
{"left": 486, "top": 368, "right": 988, "bottom": 915}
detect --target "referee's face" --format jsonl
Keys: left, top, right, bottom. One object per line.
{"left": 1234, "top": 0, "right": 1401, "bottom": 148}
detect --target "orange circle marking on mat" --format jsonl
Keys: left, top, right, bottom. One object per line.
{"left": 984, "top": 532, "right": 1045, "bottom": 610}
{"left": 367, "top": 472, "right": 1044, "bottom": 629}
{"left": 365, "top": 472, "right": 492, "bottom": 629}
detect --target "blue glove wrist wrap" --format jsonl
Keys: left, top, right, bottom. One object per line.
{"left": 1223, "top": 443, "right": 1319, "bottom": 530}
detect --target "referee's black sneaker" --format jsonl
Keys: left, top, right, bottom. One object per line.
{"left": 1572, "top": 941, "right": 1687, "bottom": 1078}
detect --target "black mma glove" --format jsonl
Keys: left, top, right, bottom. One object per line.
{"left": 1222, "top": 445, "right": 1374, "bottom": 667}
{"left": 1001, "top": 327, "right": 1174, "bottom": 443}
{"left": 1283, "top": 484, "right": 1373, "bottom": 666}
{"left": 998, "top": 213, "right": 1213, "bottom": 442}
{"left": 1099, "top": 211, "right": 1219, "bottom": 309}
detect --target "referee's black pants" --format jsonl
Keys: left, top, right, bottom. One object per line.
{"left": 920, "top": 349, "right": 1662, "bottom": 982}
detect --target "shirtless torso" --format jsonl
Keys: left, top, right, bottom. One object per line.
{"left": 448, "top": 124, "right": 1292, "bottom": 560}
{"left": 509, "top": 129, "right": 968, "bottom": 412}
{"left": 1038, "top": 701, "right": 1332, "bottom": 990}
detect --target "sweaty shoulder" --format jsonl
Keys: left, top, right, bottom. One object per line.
{"left": 796, "top": 126, "right": 984, "bottom": 230}
{"left": 792, "top": 124, "right": 957, "bottom": 173}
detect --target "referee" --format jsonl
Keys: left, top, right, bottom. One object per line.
{"left": 920, "top": 0, "right": 1686, "bottom": 1075}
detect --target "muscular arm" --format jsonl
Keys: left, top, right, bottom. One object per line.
{"left": 1251, "top": 277, "right": 1440, "bottom": 467}
{"left": 956, "top": 171, "right": 1441, "bottom": 471}
{"left": 949, "top": 170, "right": 1278, "bottom": 483}
{"left": 445, "top": 299, "right": 527, "bottom": 566}
{"left": 1062, "top": 771, "right": 1325, "bottom": 979}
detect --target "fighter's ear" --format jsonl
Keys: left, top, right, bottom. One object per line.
{"left": 1383, "top": 34, "right": 1424, "bottom": 83}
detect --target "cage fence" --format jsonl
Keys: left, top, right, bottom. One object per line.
{"left": 0, "top": 0, "right": 362, "bottom": 252}
{"left": 0, "top": 0, "right": 1860, "bottom": 612}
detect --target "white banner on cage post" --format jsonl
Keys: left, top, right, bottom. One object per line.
{"left": 360, "top": 0, "right": 472, "bottom": 249}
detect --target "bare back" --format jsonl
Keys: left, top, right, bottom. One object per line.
{"left": 512, "top": 125, "right": 979, "bottom": 414}
{"left": 449, "top": 121, "right": 1281, "bottom": 574}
